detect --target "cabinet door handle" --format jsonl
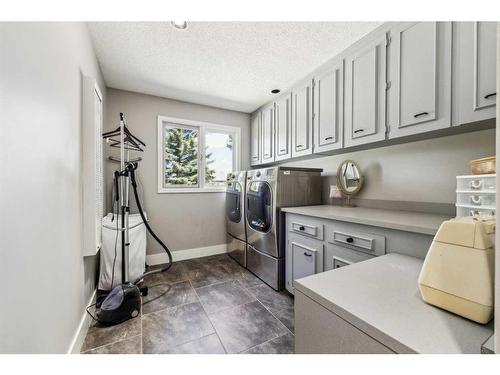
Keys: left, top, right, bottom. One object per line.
{"left": 346, "top": 237, "right": 354, "bottom": 243}
{"left": 414, "top": 112, "right": 429, "bottom": 118}
{"left": 296, "top": 144, "right": 304, "bottom": 148}
{"left": 353, "top": 129, "right": 364, "bottom": 134}
{"left": 264, "top": 153, "right": 270, "bottom": 157}
{"left": 252, "top": 156, "right": 258, "bottom": 160}
{"left": 324, "top": 136, "right": 333, "bottom": 140}
{"left": 279, "top": 149, "right": 286, "bottom": 152}
{"left": 303, "top": 252, "right": 312, "bottom": 257}
{"left": 485, "top": 93, "right": 497, "bottom": 99}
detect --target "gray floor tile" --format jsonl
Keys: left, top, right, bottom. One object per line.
{"left": 142, "top": 302, "right": 214, "bottom": 354}
{"left": 273, "top": 307, "right": 294, "bottom": 333}
{"left": 143, "top": 262, "right": 188, "bottom": 285}
{"left": 235, "top": 269, "right": 265, "bottom": 288}
{"left": 81, "top": 316, "right": 141, "bottom": 352}
{"left": 208, "top": 300, "right": 287, "bottom": 353}
{"left": 186, "top": 263, "right": 236, "bottom": 288}
{"left": 243, "top": 333, "right": 295, "bottom": 354}
{"left": 196, "top": 280, "right": 256, "bottom": 314}
{"left": 164, "top": 334, "right": 226, "bottom": 354}
{"left": 142, "top": 280, "right": 198, "bottom": 315}
{"left": 83, "top": 335, "right": 141, "bottom": 354}
{"left": 248, "top": 284, "right": 294, "bottom": 312}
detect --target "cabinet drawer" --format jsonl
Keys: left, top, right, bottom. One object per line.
{"left": 324, "top": 243, "right": 374, "bottom": 272}
{"left": 289, "top": 215, "right": 324, "bottom": 241}
{"left": 326, "top": 226, "right": 386, "bottom": 257}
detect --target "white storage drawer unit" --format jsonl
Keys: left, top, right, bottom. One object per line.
{"left": 456, "top": 174, "right": 496, "bottom": 217}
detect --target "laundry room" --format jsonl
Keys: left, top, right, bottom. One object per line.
{"left": 1, "top": 1, "right": 500, "bottom": 373}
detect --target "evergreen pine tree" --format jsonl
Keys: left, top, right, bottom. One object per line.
{"left": 163, "top": 127, "right": 217, "bottom": 185}
{"left": 164, "top": 128, "right": 198, "bottom": 185}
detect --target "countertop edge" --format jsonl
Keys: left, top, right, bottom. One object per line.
{"left": 281, "top": 206, "right": 449, "bottom": 235}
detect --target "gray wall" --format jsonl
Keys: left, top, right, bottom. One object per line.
{"left": 104, "top": 89, "right": 250, "bottom": 255}
{"left": 282, "top": 128, "right": 495, "bottom": 211}
{"left": 0, "top": 23, "right": 105, "bottom": 353}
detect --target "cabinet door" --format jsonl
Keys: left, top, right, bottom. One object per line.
{"left": 291, "top": 241, "right": 318, "bottom": 285}
{"left": 313, "top": 61, "right": 344, "bottom": 154}
{"left": 453, "top": 22, "right": 497, "bottom": 126}
{"left": 250, "top": 112, "right": 261, "bottom": 166}
{"left": 388, "top": 22, "right": 452, "bottom": 138}
{"left": 344, "top": 35, "right": 387, "bottom": 147}
{"left": 292, "top": 79, "right": 314, "bottom": 157}
{"left": 275, "top": 93, "right": 292, "bottom": 161}
{"left": 260, "top": 104, "right": 275, "bottom": 163}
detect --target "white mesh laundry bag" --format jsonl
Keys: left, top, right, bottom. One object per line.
{"left": 98, "top": 212, "right": 147, "bottom": 290}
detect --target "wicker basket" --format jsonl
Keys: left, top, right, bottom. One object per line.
{"left": 470, "top": 156, "right": 496, "bottom": 175}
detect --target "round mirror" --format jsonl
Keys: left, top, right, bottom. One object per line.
{"left": 336, "top": 160, "right": 363, "bottom": 206}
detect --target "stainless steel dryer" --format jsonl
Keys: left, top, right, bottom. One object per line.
{"left": 225, "top": 170, "right": 247, "bottom": 267}
{"left": 246, "top": 167, "right": 322, "bottom": 290}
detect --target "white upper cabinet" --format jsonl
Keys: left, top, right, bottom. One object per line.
{"left": 250, "top": 112, "right": 261, "bottom": 166}
{"left": 260, "top": 103, "right": 275, "bottom": 164}
{"left": 275, "top": 93, "right": 292, "bottom": 161}
{"left": 313, "top": 60, "right": 344, "bottom": 154}
{"left": 344, "top": 34, "right": 387, "bottom": 147}
{"left": 292, "top": 79, "right": 314, "bottom": 157}
{"left": 387, "top": 22, "right": 452, "bottom": 139}
{"left": 453, "top": 22, "right": 497, "bottom": 126}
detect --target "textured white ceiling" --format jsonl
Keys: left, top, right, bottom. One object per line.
{"left": 88, "top": 22, "right": 382, "bottom": 113}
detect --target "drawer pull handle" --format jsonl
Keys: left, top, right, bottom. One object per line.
{"left": 353, "top": 129, "right": 364, "bottom": 134}
{"left": 324, "top": 136, "right": 333, "bottom": 140}
{"left": 484, "top": 93, "right": 497, "bottom": 99}
{"left": 470, "top": 180, "right": 483, "bottom": 189}
{"left": 414, "top": 112, "right": 429, "bottom": 118}
{"left": 303, "top": 252, "right": 312, "bottom": 257}
{"left": 299, "top": 226, "right": 305, "bottom": 231}
{"left": 346, "top": 237, "right": 354, "bottom": 243}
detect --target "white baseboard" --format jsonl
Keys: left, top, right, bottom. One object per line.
{"left": 146, "top": 243, "right": 228, "bottom": 265}
{"left": 68, "top": 289, "right": 96, "bottom": 354}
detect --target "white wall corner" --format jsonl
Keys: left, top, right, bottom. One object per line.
{"left": 67, "top": 289, "right": 96, "bottom": 354}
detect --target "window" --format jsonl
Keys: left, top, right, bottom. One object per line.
{"left": 158, "top": 116, "right": 241, "bottom": 193}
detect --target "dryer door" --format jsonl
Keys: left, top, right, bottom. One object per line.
{"left": 246, "top": 181, "right": 273, "bottom": 233}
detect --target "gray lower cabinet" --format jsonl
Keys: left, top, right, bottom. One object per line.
{"left": 313, "top": 60, "right": 344, "bottom": 154}
{"left": 344, "top": 33, "right": 387, "bottom": 147}
{"left": 387, "top": 22, "right": 452, "bottom": 139}
{"left": 274, "top": 93, "right": 292, "bottom": 161}
{"left": 291, "top": 78, "right": 314, "bottom": 157}
{"left": 260, "top": 103, "right": 275, "bottom": 164}
{"left": 250, "top": 112, "right": 261, "bottom": 166}
{"left": 295, "top": 289, "right": 395, "bottom": 354}
{"left": 453, "top": 21, "right": 497, "bottom": 126}
{"left": 285, "top": 212, "right": 434, "bottom": 294}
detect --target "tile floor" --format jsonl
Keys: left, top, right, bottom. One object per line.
{"left": 81, "top": 254, "right": 294, "bottom": 354}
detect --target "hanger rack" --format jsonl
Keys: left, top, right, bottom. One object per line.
{"left": 102, "top": 113, "right": 145, "bottom": 285}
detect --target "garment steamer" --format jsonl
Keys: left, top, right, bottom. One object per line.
{"left": 87, "top": 113, "right": 173, "bottom": 326}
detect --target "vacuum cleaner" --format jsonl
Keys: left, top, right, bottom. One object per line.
{"left": 88, "top": 114, "right": 173, "bottom": 326}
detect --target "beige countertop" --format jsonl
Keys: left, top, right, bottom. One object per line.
{"left": 295, "top": 253, "right": 493, "bottom": 354}
{"left": 281, "top": 205, "right": 451, "bottom": 235}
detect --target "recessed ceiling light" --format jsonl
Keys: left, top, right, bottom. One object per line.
{"left": 271, "top": 89, "right": 281, "bottom": 94}
{"left": 171, "top": 21, "right": 188, "bottom": 30}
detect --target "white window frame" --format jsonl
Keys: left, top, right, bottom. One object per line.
{"left": 157, "top": 115, "right": 241, "bottom": 193}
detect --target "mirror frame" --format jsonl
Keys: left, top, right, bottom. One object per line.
{"left": 336, "top": 159, "right": 363, "bottom": 197}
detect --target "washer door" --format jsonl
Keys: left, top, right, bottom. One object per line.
{"left": 246, "top": 181, "right": 273, "bottom": 233}
{"left": 225, "top": 182, "right": 242, "bottom": 223}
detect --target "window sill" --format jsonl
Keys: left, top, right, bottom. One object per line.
{"left": 158, "top": 187, "right": 227, "bottom": 194}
